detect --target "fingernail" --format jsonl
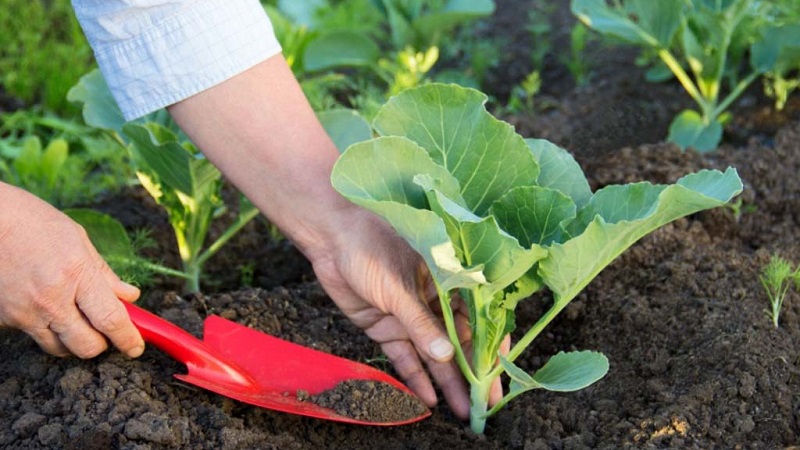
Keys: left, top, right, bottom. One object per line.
{"left": 429, "top": 337, "right": 454, "bottom": 361}
{"left": 128, "top": 344, "right": 145, "bottom": 358}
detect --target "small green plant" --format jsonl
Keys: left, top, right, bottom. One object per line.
{"left": 331, "top": 83, "right": 743, "bottom": 433}
{"left": 572, "top": 0, "right": 800, "bottom": 152}
{"left": 68, "top": 70, "right": 260, "bottom": 293}
{"left": 760, "top": 255, "right": 800, "bottom": 329}
{"left": 506, "top": 70, "right": 542, "bottom": 113}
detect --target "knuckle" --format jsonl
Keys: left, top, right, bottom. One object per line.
{"left": 73, "top": 340, "right": 107, "bottom": 359}
{"left": 92, "top": 307, "right": 127, "bottom": 334}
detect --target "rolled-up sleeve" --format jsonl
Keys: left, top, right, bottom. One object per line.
{"left": 72, "top": 0, "right": 282, "bottom": 120}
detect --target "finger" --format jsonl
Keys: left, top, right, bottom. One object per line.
{"left": 380, "top": 340, "right": 437, "bottom": 407}
{"left": 426, "top": 358, "right": 470, "bottom": 420}
{"left": 24, "top": 327, "right": 70, "bottom": 357}
{"left": 390, "top": 295, "right": 455, "bottom": 363}
{"left": 76, "top": 241, "right": 145, "bottom": 358}
{"left": 489, "top": 335, "right": 511, "bottom": 407}
{"left": 49, "top": 312, "right": 110, "bottom": 359}
{"left": 112, "top": 278, "right": 140, "bottom": 303}
{"left": 77, "top": 294, "right": 144, "bottom": 358}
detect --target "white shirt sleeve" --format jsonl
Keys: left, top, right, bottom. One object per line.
{"left": 72, "top": 0, "right": 282, "bottom": 121}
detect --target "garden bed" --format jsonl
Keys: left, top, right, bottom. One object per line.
{"left": 1, "top": 0, "right": 799, "bottom": 448}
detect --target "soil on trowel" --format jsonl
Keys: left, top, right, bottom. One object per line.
{"left": 304, "top": 380, "right": 428, "bottom": 424}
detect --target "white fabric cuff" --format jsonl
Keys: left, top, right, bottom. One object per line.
{"left": 74, "top": 0, "right": 282, "bottom": 121}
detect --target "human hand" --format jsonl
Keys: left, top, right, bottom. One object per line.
{"left": 308, "top": 207, "right": 507, "bottom": 420}
{"left": 0, "top": 183, "right": 145, "bottom": 359}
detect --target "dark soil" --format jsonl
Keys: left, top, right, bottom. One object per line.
{"left": 2, "top": 0, "right": 800, "bottom": 449}
{"left": 306, "top": 380, "right": 428, "bottom": 424}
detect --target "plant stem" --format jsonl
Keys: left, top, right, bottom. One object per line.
{"left": 196, "top": 206, "right": 259, "bottom": 267}
{"left": 469, "top": 378, "right": 492, "bottom": 434}
{"left": 657, "top": 48, "right": 710, "bottom": 114}
{"left": 466, "top": 289, "right": 498, "bottom": 434}
{"left": 493, "top": 295, "right": 574, "bottom": 380}
{"left": 183, "top": 262, "right": 201, "bottom": 293}
{"left": 436, "top": 284, "right": 477, "bottom": 385}
{"left": 712, "top": 70, "right": 761, "bottom": 119}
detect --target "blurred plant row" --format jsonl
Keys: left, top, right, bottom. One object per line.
{"left": 1, "top": 0, "right": 798, "bottom": 292}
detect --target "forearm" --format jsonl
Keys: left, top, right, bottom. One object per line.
{"left": 166, "top": 54, "right": 359, "bottom": 261}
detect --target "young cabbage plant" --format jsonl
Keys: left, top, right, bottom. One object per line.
{"left": 68, "top": 69, "right": 259, "bottom": 293}
{"left": 331, "top": 84, "right": 743, "bottom": 433}
{"left": 571, "top": 0, "right": 800, "bottom": 152}
{"left": 122, "top": 123, "right": 259, "bottom": 293}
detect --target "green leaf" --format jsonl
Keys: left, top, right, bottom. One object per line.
{"left": 540, "top": 168, "right": 742, "bottom": 303}
{"left": 13, "top": 136, "right": 42, "bottom": 180}
{"left": 527, "top": 138, "right": 591, "bottom": 209}
{"left": 373, "top": 83, "right": 539, "bottom": 215}
{"left": 499, "top": 355, "right": 536, "bottom": 387}
{"left": 65, "top": 208, "right": 135, "bottom": 259}
{"left": 40, "top": 138, "right": 68, "bottom": 190}
{"left": 304, "top": 31, "right": 380, "bottom": 72}
{"left": 751, "top": 23, "right": 800, "bottom": 73}
{"left": 571, "top": 0, "right": 682, "bottom": 48}
{"left": 123, "top": 123, "right": 197, "bottom": 196}
{"left": 317, "top": 109, "right": 373, "bottom": 153}
{"left": 667, "top": 109, "right": 723, "bottom": 152}
{"left": 490, "top": 186, "right": 576, "bottom": 247}
{"left": 67, "top": 69, "right": 127, "bottom": 133}
{"left": 532, "top": 351, "right": 609, "bottom": 392}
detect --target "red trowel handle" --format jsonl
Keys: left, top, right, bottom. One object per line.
{"left": 123, "top": 302, "right": 258, "bottom": 390}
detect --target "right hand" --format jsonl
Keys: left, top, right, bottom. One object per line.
{"left": 0, "top": 182, "right": 145, "bottom": 359}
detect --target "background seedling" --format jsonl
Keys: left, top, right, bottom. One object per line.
{"left": 760, "top": 255, "right": 800, "bottom": 328}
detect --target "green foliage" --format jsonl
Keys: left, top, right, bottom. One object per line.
{"left": 0, "top": 111, "right": 132, "bottom": 208}
{"left": 0, "top": 0, "right": 95, "bottom": 113}
{"left": 572, "top": 0, "right": 800, "bottom": 152}
{"left": 374, "top": 0, "right": 495, "bottom": 51}
{"left": 68, "top": 70, "right": 260, "bottom": 293}
{"left": 267, "top": 0, "right": 496, "bottom": 110}
{"left": 65, "top": 209, "right": 191, "bottom": 288}
{"left": 527, "top": 1, "right": 556, "bottom": 71}
{"left": 316, "top": 109, "right": 373, "bottom": 153}
{"left": 331, "top": 83, "right": 743, "bottom": 433}
{"left": 760, "top": 255, "right": 800, "bottom": 328}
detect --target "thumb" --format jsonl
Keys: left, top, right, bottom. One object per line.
{"left": 112, "top": 277, "right": 141, "bottom": 303}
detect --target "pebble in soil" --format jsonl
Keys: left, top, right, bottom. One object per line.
{"left": 305, "top": 380, "right": 427, "bottom": 423}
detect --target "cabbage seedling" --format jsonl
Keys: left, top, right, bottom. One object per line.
{"left": 68, "top": 70, "right": 259, "bottom": 293}
{"left": 331, "top": 84, "right": 743, "bottom": 433}
{"left": 760, "top": 255, "right": 800, "bottom": 328}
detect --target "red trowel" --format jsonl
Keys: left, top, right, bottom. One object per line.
{"left": 123, "top": 302, "right": 431, "bottom": 425}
